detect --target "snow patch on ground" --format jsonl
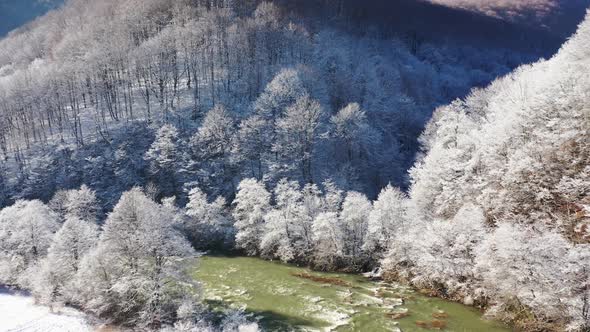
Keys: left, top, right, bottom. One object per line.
{"left": 0, "top": 288, "right": 92, "bottom": 332}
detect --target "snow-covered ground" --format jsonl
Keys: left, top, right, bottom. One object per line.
{"left": 0, "top": 287, "right": 92, "bottom": 332}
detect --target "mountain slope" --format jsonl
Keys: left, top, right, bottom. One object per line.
{"left": 384, "top": 11, "right": 590, "bottom": 330}
{"left": 0, "top": 0, "right": 555, "bottom": 206}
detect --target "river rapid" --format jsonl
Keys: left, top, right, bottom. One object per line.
{"left": 194, "top": 255, "right": 509, "bottom": 332}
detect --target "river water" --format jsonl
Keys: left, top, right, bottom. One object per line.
{"left": 194, "top": 256, "right": 509, "bottom": 332}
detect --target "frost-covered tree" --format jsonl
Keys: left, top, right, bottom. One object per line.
{"left": 191, "top": 105, "right": 235, "bottom": 162}
{"left": 330, "top": 103, "right": 381, "bottom": 190}
{"left": 322, "top": 179, "right": 344, "bottom": 213}
{"left": 190, "top": 105, "right": 236, "bottom": 196}
{"left": 312, "top": 212, "right": 343, "bottom": 270}
{"left": 241, "top": 68, "right": 312, "bottom": 182}
{"left": 65, "top": 184, "right": 99, "bottom": 223}
{"left": 364, "top": 185, "right": 408, "bottom": 260}
{"left": 75, "top": 188, "right": 196, "bottom": 328}
{"left": 409, "top": 102, "right": 478, "bottom": 220}
{"left": 234, "top": 115, "right": 270, "bottom": 180}
{"left": 0, "top": 200, "right": 60, "bottom": 285}
{"left": 232, "top": 179, "right": 271, "bottom": 256}
{"left": 413, "top": 204, "right": 487, "bottom": 296}
{"left": 185, "top": 187, "right": 233, "bottom": 249}
{"left": 31, "top": 215, "right": 99, "bottom": 305}
{"left": 145, "top": 124, "right": 181, "bottom": 197}
{"left": 339, "top": 191, "right": 372, "bottom": 267}
{"left": 253, "top": 68, "right": 306, "bottom": 123}
{"left": 475, "top": 224, "right": 581, "bottom": 328}
{"left": 260, "top": 179, "right": 308, "bottom": 262}
{"left": 274, "top": 95, "right": 325, "bottom": 183}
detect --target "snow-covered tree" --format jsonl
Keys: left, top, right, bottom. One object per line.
{"left": 364, "top": 185, "right": 408, "bottom": 260}
{"left": 412, "top": 204, "right": 487, "bottom": 296}
{"left": 75, "top": 188, "right": 196, "bottom": 328}
{"left": 190, "top": 105, "right": 237, "bottom": 196}
{"left": 254, "top": 68, "right": 306, "bottom": 121}
{"left": 232, "top": 179, "right": 271, "bottom": 256}
{"left": 322, "top": 179, "right": 344, "bottom": 213}
{"left": 185, "top": 187, "right": 233, "bottom": 249}
{"left": 409, "top": 102, "right": 478, "bottom": 220}
{"left": 145, "top": 124, "right": 181, "bottom": 197}
{"left": 260, "top": 179, "right": 307, "bottom": 262}
{"left": 312, "top": 212, "right": 343, "bottom": 270}
{"left": 475, "top": 224, "right": 577, "bottom": 327}
{"left": 339, "top": 191, "right": 372, "bottom": 267}
{"left": 65, "top": 184, "right": 99, "bottom": 223}
{"left": 0, "top": 200, "right": 60, "bottom": 285}
{"left": 234, "top": 115, "right": 270, "bottom": 180}
{"left": 31, "top": 215, "right": 99, "bottom": 305}
{"left": 191, "top": 105, "right": 235, "bottom": 161}
{"left": 274, "top": 95, "right": 325, "bottom": 183}
{"left": 330, "top": 103, "right": 381, "bottom": 190}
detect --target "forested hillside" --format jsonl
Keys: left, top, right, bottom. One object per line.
{"left": 384, "top": 11, "right": 590, "bottom": 330}
{"left": 0, "top": 0, "right": 588, "bottom": 331}
{"left": 0, "top": 0, "right": 562, "bottom": 208}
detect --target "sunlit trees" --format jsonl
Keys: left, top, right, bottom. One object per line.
{"left": 65, "top": 184, "right": 99, "bottom": 223}
{"left": 260, "top": 179, "right": 305, "bottom": 262}
{"left": 76, "top": 188, "right": 196, "bottom": 328}
{"left": 364, "top": 185, "right": 408, "bottom": 261}
{"left": 29, "top": 185, "right": 100, "bottom": 304}
{"left": 191, "top": 105, "right": 235, "bottom": 162}
{"left": 233, "top": 178, "right": 271, "bottom": 256}
{"left": 0, "top": 200, "right": 59, "bottom": 285}
{"left": 409, "top": 102, "right": 477, "bottom": 220}
{"left": 409, "top": 204, "right": 487, "bottom": 297}
{"left": 338, "top": 191, "right": 372, "bottom": 268}
{"left": 312, "top": 212, "right": 342, "bottom": 269}
{"left": 31, "top": 215, "right": 99, "bottom": 305}
{"left": 475, "top": 224, "right": 583, "bottom": 328}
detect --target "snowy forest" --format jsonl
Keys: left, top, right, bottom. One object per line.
{"left": 0, "top": 0, "right": 589, "bottom": 331}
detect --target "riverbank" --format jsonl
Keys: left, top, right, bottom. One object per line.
{"left": 0, "top": 256, "right": 512, "bottom": 332}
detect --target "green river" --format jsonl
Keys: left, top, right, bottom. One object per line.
{"left": 193, "top": 255, "right": 510, "bottom": 332}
